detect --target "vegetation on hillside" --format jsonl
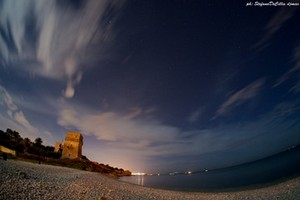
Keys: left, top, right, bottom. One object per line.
{"left": 0, "top": 128, "right": 131, "bottom": 176}
{"left": 0, "top": 128, "right": 60, "bottom": 158}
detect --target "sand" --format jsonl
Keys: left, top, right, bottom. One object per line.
{"left": 1, "top": 159, "right": 300, "bottom": 200}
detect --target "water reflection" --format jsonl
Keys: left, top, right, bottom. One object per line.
{"left": 136, "top": 175, "right": 144, "bottom": 186}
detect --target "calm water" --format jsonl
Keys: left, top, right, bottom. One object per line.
{"left": 120, "top": 146, "right": 300, "bottom": 191}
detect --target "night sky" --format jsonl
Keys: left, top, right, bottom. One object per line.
{"left": 1, "top": 0, "right": 300, "bottom": 173}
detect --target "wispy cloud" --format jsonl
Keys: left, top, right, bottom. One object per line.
{"left": 212, "top": 78, "right": 265, "bottom": 119}
{"left": 187, "top": 107, "right": 204, "bottom": 123}
{"left": 268, "top": 101, "right": 300, "bottom": 120}
{"left": 253, "top": 7, "right": 297, "bottom": 52}
{"left": 274, "top": 44, "right": 300, "bottom": 88}
{"left": 0, "top": 0, "right": 125, "bottom": 98}
{"left": 0, "top": 84, "right": 39, "bottom": 138}
{"left": 290, "top": 80, "right": 300, "bottom": 93}
{"left": 58, "top": 107, "right": 179, "bottom": 144}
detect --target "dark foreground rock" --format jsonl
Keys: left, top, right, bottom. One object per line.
{"left": 1, "top": 159, "right": 300, "bottom": 200}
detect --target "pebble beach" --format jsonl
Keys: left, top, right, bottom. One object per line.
{"left": 1, "top": 159, "right": 300, "bottom": 200}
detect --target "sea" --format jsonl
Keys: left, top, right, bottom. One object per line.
{"left": 120, "top": 145, "right": 300, "bottom": 192}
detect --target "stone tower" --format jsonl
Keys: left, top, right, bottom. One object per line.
{"left": 61, "top": 131, "right": 83, "bottom": 159}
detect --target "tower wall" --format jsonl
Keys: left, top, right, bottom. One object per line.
{"left": 61, "top": 132, "right": 83, "bottom": 159}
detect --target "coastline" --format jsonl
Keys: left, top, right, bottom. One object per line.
{"left": 1, "top": 159, "right": 300, "bottom": 200}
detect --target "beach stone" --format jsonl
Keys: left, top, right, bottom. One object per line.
{"left": 1, "top": 159, "right": 300, "bottom": 200}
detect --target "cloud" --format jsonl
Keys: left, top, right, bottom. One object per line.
{"left": 56, "top": 107, "right": 204, "bottom": 170}
{"left": 0, "top": 0, "right": 125, "bottom": 98}
{"left": 0, "top": 86, "right": 18, "bottom": 112}
{"left": 290, "top": 81, "right": 300, "bottom": 94}
{"left": 253, "top": 7, "right": 297, "bottom": 51}
{"left": 64, "top": 83, "right": 75, "bottom": 98}
{"left": 57, "top": 106, "right": 230, "bottom": 159}
{"left": 57, "top": 105, "right": 259, "bottom": 157}
{"left": 274, "top": 44, "right": 300, "bottom": 87}
{"left": 0, "top": 84, "right": 39, "bottom": 138}
{"left": 14, "top": 111, "right": 32, "bottom": 129}
{"left": 187, "top": 107, "right": 204, "bottom": 123}
{"left": 264, "top": 101, "right": 300, "bottom": 123}
{"left": 54, "top": 104, "right": 255, "bottom": 171}
{"left": 58, "top": 108, "right": 179, "bottom": 144}
{"left": 212, "top": 78, "right": 265, "bottom": 119}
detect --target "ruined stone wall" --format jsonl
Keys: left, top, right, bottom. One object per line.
{"left": 61, "top": 132, "right": 83, "bottom": 159}
{"left": 54, "top": 142, "right": 63, "bottom": 153}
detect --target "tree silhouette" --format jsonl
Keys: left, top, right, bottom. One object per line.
{"left": 35, "top": 137, "right": 43, "bottom": 146}
{"left": 1, "top": 128, "right": 60, "bottom": 159}
{"left": 22, "top": 138, "right": 32, "bottom": 148}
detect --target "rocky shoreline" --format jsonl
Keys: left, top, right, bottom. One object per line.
{"left": 1, "top": 159, "right": 300, "bottom": 200}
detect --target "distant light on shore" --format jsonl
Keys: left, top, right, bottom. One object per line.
{"left": 132, "top": 172, "right": 147, "bottom": 176}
